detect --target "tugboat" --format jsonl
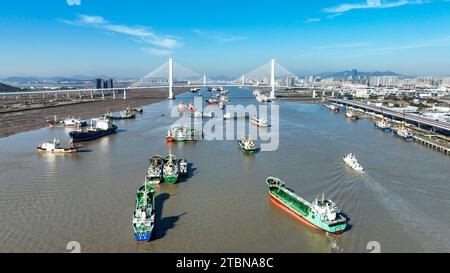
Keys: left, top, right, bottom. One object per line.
{"left": 163, "top": 154, "right": 179, "bottom": 184}
{"left": 69, "top": 117, "right": 118, "bottom": 143}
{"left": 132, "top": 182, "right": 155, "bottom": 241}
{"left": 343, "top": 153, "right": 365, "bottom": 172}
{"left": 393, "top": 126, "right": 414, "bottom": 140}
{"left": 374, "top": 115, "right": 392, "bottom": 132}
{"left": 393, "top": 112, "right": 414, "bottom": 140}
{"left": 237, "top": 136, "right": 256, "bottom": 153}
{"left": 250, "top": 116, "right": 270, "bottom": 127}
{"left": 266, "top": 177, "right": 348, "bottom": 234}
{"left": 37, "top": 138, "right": 81, "bottom": 154}
{"left": 179, "top": 159, "right": 188, "bottom": 176}
{"left": 146, "top": 155, "right": 164, "bottom": 184}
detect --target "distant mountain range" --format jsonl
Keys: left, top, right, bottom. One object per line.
{"left": 0, "top": 75, "right": 115, "bottom": 84}
{"left": 314, "top": 70, "right": 404, "bottom": 78}
{"left": 0, "top": 71, "right": 406, "bottom": 84}
{"left": 0, "top": 82, "right": 22, "bottom": 92}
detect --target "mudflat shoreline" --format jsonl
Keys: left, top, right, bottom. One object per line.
{"left": 0, "top": 88, "right": 186, "bottom": 138}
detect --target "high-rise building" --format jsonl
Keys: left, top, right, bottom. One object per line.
{"left": 108, "top": 78, "right": 113, "bottom": 89}
{"left": 96, "top": 78, "right": 103, "bottom": 89}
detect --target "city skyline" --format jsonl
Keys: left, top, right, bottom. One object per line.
{"left": 1, "top": 0, "right": 450, "bottom": 78}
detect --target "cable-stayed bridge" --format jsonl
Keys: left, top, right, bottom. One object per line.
{"left": 0, "top": 58, "right": 296, "bottom": 99}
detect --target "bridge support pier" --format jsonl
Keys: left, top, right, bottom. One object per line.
{"left": 113, "top": 91, "right": 116, "bottom": 100}
{"left": 90, "top": 90, "right": 93, "bottom": 99}
{"left": 270, "top": 59, "right": 275, "bottom": 99}
{"left": 101, "top": 90, "right": 105, "bottom": 100}
{"left": 123, "top": 90, "right": 127, "bottom": 100}
{"left": 203, "top": 75, "right": 206, "bottom": 86}
{"left": 168, "top": 58, "right": 175, "bottom": 100}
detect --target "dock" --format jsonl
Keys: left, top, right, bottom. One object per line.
{"left": 412, "top": 135, "right": 450, "bottom": 155}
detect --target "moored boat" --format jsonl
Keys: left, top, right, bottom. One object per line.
{"left": 63, "top": 117, "right": 88, "bottom": 127}
{"left": 132, "top": 183, "right": 155, "bottom": 241}
{"left": 345, "top": 110, "right": 358, "bottom": 120}
{"left": 69, "top": 117, "right": 118, "bottom": 143}
{"left": 37, "top": 138, "right": 81, "bottom": 153}
{"left": 374, "top": 116, "right": 392, "bottom": 132}
{"left": 343, "top": 153, "right": 364, "bottom": 172}
{"left": 237, "top": 136, "right": 256, "bottom": 152}
{"left": 206, "top": 97, "right": 219, "bottom": 105}
{"left": 266, "top": 177, "right": 347, "bottom": 234}
{"left": 250, "top": 116, "right": 270, "bottom": 127}
{"left": 256, "top": 94, "right": 271, "bottom": 103}
{"left": 146, "top": 155, "right": 164, "bottom": 184}
{"left": 163, "top": 154, "right": 179, "bottom": 184}
{"left": 393, "top": 127, "right": 414, "bottom": 140}
{"left": 179, "top": 159, "right": 188, "bottom": 176}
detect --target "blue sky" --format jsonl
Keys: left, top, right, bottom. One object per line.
{"left": 1, "top": 0, "right": 450, "bottom": 78}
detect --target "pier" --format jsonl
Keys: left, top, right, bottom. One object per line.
{"left": 412, "top": 135, "right": 450, "bottom": 155}
{"left": 330, "top": 98, "right": 450, "bottom": 135}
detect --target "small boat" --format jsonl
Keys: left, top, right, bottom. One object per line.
{"left": 37, "top": 138, "right": 81, "bottom": 153}
{"left": 345, "top": 110, "right": 358, "bottom": 120}
{"left": 250, "top": 116, "right": 270, "bottom": 127}
{"left": 220, "top": 95, "right": 229, "bottom": 102}
{"left": 178, "top": 101, "right": 187, "bottom": 112}
{"left": 46, "top": 115, "right": 62, "bottom": 127}
{"left": 188, "top": 104, "right": 195, "bottom": 113}
{"left": 167, "top": 126, "right": 202, "bottom": 142}
{"left": 146, "top": 155, "right": 164, "bottom": 184}
{"left": 69, "top": 118, "right": 118, "bottom": 143}
{"left": 253, "top": 90, "right": 261, "bottom": 96}
{"left": 393, "top": 112, "right": 414, "bottom": 140}
{"left": 104, "top": 108, "right": 136, "bottom": 120}
{"left": 166, "top": 129, "right": 175, "bottom": 142}
{"left": 256, "top": 94, "right": 271, "bottom": 103}
{"left": 343, "top": 153, "right": 364, "bottom": 172}
{"left": 374, "top": 116, "right": 392, "bottom": 132}
{"left": 220, "top": 89, "right": 229, "bottom": 95}
{"left": 206, "top": 98, "right": 219, "bottom": 105}
{"left": 193, "top": 111, "right": 215, "bottom": 119}
{"left": 266, "top": 177, "right": 348, "bottom": 234}
{"left": 63, "top": 117, "right": 88, "bottom": 127}
{"left": 132, "top": 108, "right": 144, "bottom": 113}
{"left": 190, "top": 88, "right": 200, "bottom": 93}
{"left": 237, "top": 136, "right": 256, "bottom": 152}
{"left": 163, "top": 154, "right": 179, "bottom": 184}
{"left": 179, "top": 159, "right": 188, "bottom": 176}
{"left": 132, "top": 183, "right": 155, "bottom": 241}
{"left": 393, "top": 127, "right": 414, "bottom": 140}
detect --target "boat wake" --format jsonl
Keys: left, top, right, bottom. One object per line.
{"left": 361, "top": 175, "right": 450, "bottom": 251}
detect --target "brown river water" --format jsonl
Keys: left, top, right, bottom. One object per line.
{"left": 0, "top": 87, "right": 449, "bottom": 253}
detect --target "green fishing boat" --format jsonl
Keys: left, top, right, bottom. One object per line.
{"left": 132, "top": 182, "right": 155, "bottom": 241}
{"left": 266, "top": 177, "right": 348, "bottom": 234}
{"left": 163, "top": 154, "right": 179, "bottom": 184}
{"left": 145, "top": 155, "right": 164, "bottom": 184}
{"left": 237, "top": 136, "right": 256, "bottom": 153}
